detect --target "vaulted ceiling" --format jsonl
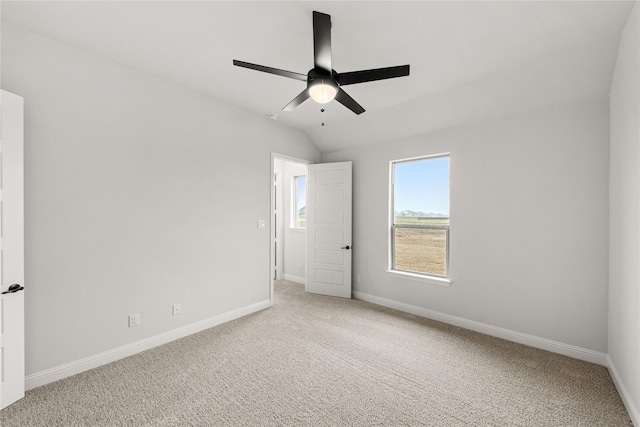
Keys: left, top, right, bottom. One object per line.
{"left": 1, "top": 1, "right": 635, "bottom": 153}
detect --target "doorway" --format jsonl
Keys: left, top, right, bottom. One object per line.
{"left": 270, "top": 154, "right": 310, "bottom": 304}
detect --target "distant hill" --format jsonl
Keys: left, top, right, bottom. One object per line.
{"left": 395, "top": 210, "right": 448, "bottom": 218}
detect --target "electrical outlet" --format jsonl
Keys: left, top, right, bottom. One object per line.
{"left": 128, "top": 313, "right": 140, "bottom": 328}
{"left": 172, "top": 304, "right": 181, "bottom": 316}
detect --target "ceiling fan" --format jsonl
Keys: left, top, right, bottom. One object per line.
{"left": 233, "top": 11, "right": 410, "bottom": 115}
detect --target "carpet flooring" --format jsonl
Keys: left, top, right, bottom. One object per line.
{"left": 0, "top": 280, "right": 632, "bottom": 426}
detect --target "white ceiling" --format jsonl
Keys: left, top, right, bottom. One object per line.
{"left": 1, "top": 1, "right": 635, "bottom": 153}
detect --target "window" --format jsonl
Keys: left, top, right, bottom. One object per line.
{"left": 390, "top": 154, "right": 450, "bottom": 280}
{"left": 292, "top": 175, "right": 306, "bottom": 229}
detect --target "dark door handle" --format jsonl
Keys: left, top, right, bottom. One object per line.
{"left": 2, "top": 284, "right": 24, "bottom": 294}
{"left": 341, "top": 245, "right": 351, "bottom": 250}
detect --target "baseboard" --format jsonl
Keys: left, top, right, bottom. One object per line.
{"left": 283, "top": 274, "right": 305, "bottom": 285}
{"left": 607, "top": 356, "right": 640, "bottom": 426}
{"left": 25, "top": 299, "right": 271, "bottom": 391}
{"left": 353, "top": 291, "right": 608, "bottom": 366}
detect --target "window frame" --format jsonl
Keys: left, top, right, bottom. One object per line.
{"left": 388, "top": 153, "right": 451, "bottom": 285}
{"left": 291, "top": 175, "right": 306, "bottom": 229}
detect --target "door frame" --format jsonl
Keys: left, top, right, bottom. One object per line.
{"left": 270, "top": 153, "right": 312, "bottom": 305}
{"left": 273, "top": 170, "right": 283, "bottom": 281}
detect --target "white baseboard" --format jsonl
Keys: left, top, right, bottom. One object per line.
{"left": 353, "top": 291, "right": 608, "bottom": 366}
{"left": 607, "top": 356, "right": 640, "bottom": 426}
{"left": 25, "top": 299, "right": 271, "bottom": 391}
{"left": 283, "top": 274, "right": 305, "bottom": 285}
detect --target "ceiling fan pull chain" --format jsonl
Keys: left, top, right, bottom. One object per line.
{"left": 321, "top": 108, "right": 325, "bottom": 126}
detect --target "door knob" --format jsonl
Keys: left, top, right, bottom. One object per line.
{"left": 2, "top": 284, "right": 24, "bottom": 294}
{"left": 341, "top": 245, "right": 351, "bottom": 250}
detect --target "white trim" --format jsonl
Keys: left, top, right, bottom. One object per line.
{"left": 25, "top": 300, "right": 271, "bottom": 391}
{"left": 274, "top": 171, "right": 283, "bottom": 281}
{"left": 607, "top": 355, "right": 640, "bottom": 426}
{"left": 353, "top": 291, "right": 607, "bottom": 366}
{"left": 392, "top": 152, "right": 451, "bottom": 165}
{"left": 386, "top": 269, "right": 451, "bottom": 286}
{"left": 282, "top": 274, "right": 306, "bottom": 285}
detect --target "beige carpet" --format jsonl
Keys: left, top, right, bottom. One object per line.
{"left": 1, "top": 281, "right": 632, "bottom": 426}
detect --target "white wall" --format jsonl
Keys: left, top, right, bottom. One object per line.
{"left": 281, "top": 161, "right": 307, "bottom": 284}
{"left": 609, "top": 2, "right": 640, "bottom": 422}
{"left": 1, "top": 23, "right": 321, "bottom": 376}
{"left": 324, "top": 98, "right": 610, "bottom": 353}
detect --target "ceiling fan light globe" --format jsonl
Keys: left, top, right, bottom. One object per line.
{"left": 308, "top": 79, "right": 338, "bottom": 104}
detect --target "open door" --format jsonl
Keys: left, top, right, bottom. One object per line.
{"left": 307, "top": 162, "right": 352, "bottom": 298}
{"left": 0, "top": 90, "right": 25, "bottom": 409}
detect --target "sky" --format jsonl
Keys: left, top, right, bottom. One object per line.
{"left": 394, "top": 156, "right": 449, "bottom": 215}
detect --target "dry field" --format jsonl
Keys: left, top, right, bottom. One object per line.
{"left": 394, "top": 217, "right": 448, "bottom": 276}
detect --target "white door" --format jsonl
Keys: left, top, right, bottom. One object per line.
{"left": 307, "top": 162, "right": 352, "bottom": 298}
{"left": 0, "top": 90, "right": 25, "bottom": 409}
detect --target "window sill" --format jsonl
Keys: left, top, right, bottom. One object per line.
{"left": 386, "top": 270, "right": 451, "bottom": 287}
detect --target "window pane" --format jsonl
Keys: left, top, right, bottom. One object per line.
{"left": 394, "top": 226, "right": 447, "bottom": 276}
{"left": 394, "top": 157, "right": 449, "bottom": 218}
{"left": 293, "top": 176, "right": 306, "bottom": 228}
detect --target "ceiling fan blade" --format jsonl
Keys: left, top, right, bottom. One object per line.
{"left": 313, "top": 11, "right": 332, "bottom": 72}
{"left": 282, "top": 89, "right": 311, "bottom": 112}
{"left": 335, "top": 88, "right": 365, "bottom": 115}
{"left": 233, "top": 60, "right": 307, "bottom": 81}
{"left": 337, "top": 65, "right": 410, "bottom": 86}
